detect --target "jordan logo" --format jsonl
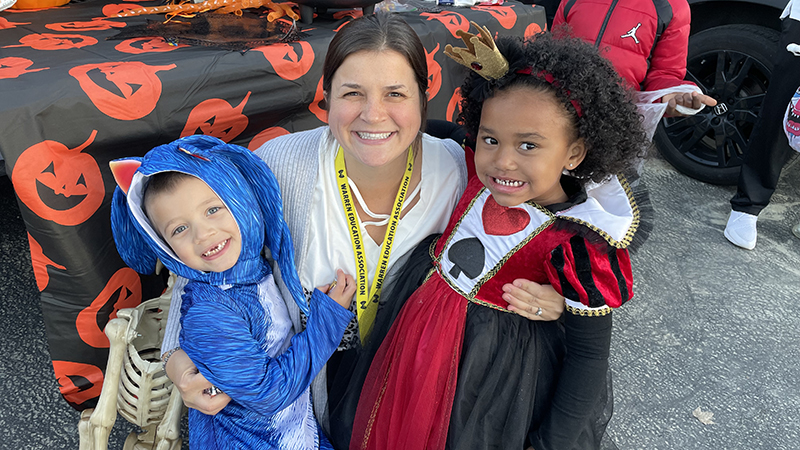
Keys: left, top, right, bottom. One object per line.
{"left": 621, "top": 23, "right": 642, "bottom": 44}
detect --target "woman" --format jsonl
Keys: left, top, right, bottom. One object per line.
{"left": 161, "top": 13, "right": 565, "bottom": 449}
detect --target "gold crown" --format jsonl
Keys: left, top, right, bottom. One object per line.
{"left": 444, "top": 22, "right": 509, "bottom": 81}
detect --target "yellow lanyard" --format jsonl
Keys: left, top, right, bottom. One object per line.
{"left": 335, "top": 146, "right": 414, "bottom": 343}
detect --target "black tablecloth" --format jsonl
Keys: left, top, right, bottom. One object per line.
{"left": 0, "top": 0, "right": 544, "bottom": 409}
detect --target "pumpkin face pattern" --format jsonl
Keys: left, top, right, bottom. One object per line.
{"left": 254, "top": 41, "right": 315, "bottom": 81}
{"left": 309, "top": 76, "right": 327, "bottom": 124}
{"left": 0, "top": 17, "right": 32, "bottom": 29}
{"left": 447, "top": 87, "right": 463, "bottom": 123}
{"left": 426, "top": 43, "right": 442, "bottom": 101}
{"left": 76, "top": 267, "right": 142, "bottom": 348}
{"left": 12, "top": 131, "right": 104, "bottom": 226}
{"left": 28, "top": 233, "right": 66, "bottom": 291}
{"left": 248, "top": 126, "right": 290, "bottom": 151}
{"left": 471, "top": 5, "right": 517, "bottom": 29}
{"left": 45, "top": 19, "right": 126, "bottom": 32}
{"left": 114, "top": 37, "right": 187, "bottom": 54}
{"left": 525, "top": 22, "right": 543, "bottom": 39}
{"left": 69, "top": 61, "right": 176, "bottom": 121}
{"left": 0, "top": 56, "right": 47, "bottom": 79}
{"left": 421, "top": 12, "right": 469, "bottom": 38}
{"left": 4, "top": 33, "right": 98, "bottom": 50}
{"left": 52, "top": 361, "right": 104, "bottom": 407}
{"left": 180, "top": 92, "right": 251, "bottom": 142}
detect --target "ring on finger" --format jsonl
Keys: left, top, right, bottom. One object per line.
{"left": 534, "top": 306, "right": 543, "bottom": 316}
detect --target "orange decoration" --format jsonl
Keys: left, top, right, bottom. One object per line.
{"left": 101, "top": 3, "right": 145, "bottom": 17}
{"left": 12, "top": 131, "right": 105, "bottom": 226}
{"left": 45, "top": 19, "right": 127, "bottom": 32}
{"left": 27, "top": 233, "right": 66, "bottom": 291}
{"left": 115, "top": 37, "right": 188, "bottom": 54}
{"left": 3, "top": 33, "right": 97, "bottom": 50}
{"left": 181, "top": 91, "right": 251, "bottom": 142}
{"left": 254, "top": 41, "right": 315, "bottom": 81}
{"left": 114, "top": 0, "right": 299, "bottom": 22}
{"left": 309, "top": 76, "right": 327, "bottom": 124}
{"left": 425, "top": 43, "right": 442, "bottom": 101}
{"left": 69, "top": 61, "right": 176, "bottom": 121}
{"left": 0, "top": 57, "right": 47, "bottom": 79}
{"left": 52, "top": 361, "right": 104, "bottom": 406}
{"left": 421, "top": 11, "right": 469, "bottom": 39}
{"left": 248, "top": 126, "right": 290, "bottom": 151}
{"left": 447, "top": 87, "right": 463, "bottom": 123}
{"left": 0, "top": 17, "right": 32, "bottom": 29}
{"left": 10, "top": 0, "right": 69, "bottom": 10}
{"left": 524, "top": 22, "right": 543, "bottom": 39}
{"left": 471, "top": 5, "right": 517, "bottom": 29}
{"left": 76, "top": 267, "right": 142, "bottom": 348}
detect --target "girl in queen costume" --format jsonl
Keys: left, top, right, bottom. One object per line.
{"left": 109, "top": 135, "right": 355, "bottom": 449}
{"left": 351, "top": 27, "right": 650, "bottom": 450}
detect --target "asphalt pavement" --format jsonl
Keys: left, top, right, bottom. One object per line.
{"left": 1, "top": 150, "right": 799, "bottom": 449}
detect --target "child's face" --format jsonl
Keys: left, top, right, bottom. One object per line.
{"left": 146, "top": 176, "right": 242, "bottom": 273}
{"left": 474, "top": 87, "right": 586, "bottom": 207}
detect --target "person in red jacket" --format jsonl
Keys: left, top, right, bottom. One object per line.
{"left": 553, "top": 0, "right": 716, "bottom": 117}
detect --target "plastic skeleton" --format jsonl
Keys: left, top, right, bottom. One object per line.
{"left": 116, "top": 0, "right": 300, "bottom": 22}
{"left": 79, "top": 275, "right": 184, "bottom": 450}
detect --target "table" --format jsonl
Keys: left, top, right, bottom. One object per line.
{"left": 0, "top": 0, "right": 545, "bottom": 410}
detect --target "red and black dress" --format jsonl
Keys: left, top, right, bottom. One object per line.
{"left": 351, "top": 175, "right": 640, "bottom": 450}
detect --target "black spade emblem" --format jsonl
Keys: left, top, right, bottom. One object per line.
{"left": 448, "top": 237, "right": 486, "bottom": 280}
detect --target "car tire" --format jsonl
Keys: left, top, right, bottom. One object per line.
{"left": 654, "top": 24, "right": 780, "bottom": 185}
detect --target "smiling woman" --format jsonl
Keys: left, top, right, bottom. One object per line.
{"left": 159, "top": 13, "right": 569, "bottom": 450}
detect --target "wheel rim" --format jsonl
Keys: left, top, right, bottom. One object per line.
{"left": 660, "top": 49, "right": 771, "bottom": 170}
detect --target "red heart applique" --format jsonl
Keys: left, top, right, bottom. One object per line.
{"left": 482, "top": 195, "right": 531, "bottom": 236}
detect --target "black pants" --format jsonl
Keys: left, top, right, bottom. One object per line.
{"left": 730, "top": 17, "right": 800, "bottom": 215}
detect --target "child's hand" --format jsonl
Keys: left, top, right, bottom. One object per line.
{"left": 662, "top": 91, "right": 717, "bottom": 117}
{"left": 318, "top": 269, "right": 356, "bottom": 309}
{"left": 503, "top": 279, "right": 565, "bottom": 321}
{"left": 166, "top": 350, "right": 231, "bottom": 415}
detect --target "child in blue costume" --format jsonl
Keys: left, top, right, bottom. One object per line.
{"left": 110, "top": 134, "right": 355, "bottom": 450}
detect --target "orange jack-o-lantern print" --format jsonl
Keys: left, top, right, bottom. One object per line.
{"left": 12, "top": 131, "right": 105, "bottom": 226}
{"left": 52, "top": 361, "right": 104, "bottom": 406}
{"left": 447, "top": 87, "right": 463, "bottom": 123}
{"left": 471, "top": 5, "right": 517, "bottom": 29}
{"left": 76, "top": 267, "right": 142, "bottom": 348}
{"left": 421, "top": 12, "right": 469, "bottom": 38}
{"left": 0, "top": 57, "right": 48, "bottom": 79}
{"left": 309, "top": 76, "right": 327, "bottom": 124}
{"left": 0, "top": 17, "right": 32, "bottom": 29}
{"left": 524, "top": 22, "right": 543, "bottom": 39}
{"left": 45, "top": 19, "right": 126, "bottom": 32}
{"left": 4, "top": 33, "right": 98, "bottom": 50}
{"left": 425, "top": 43, "right": 442, "bottom": 101}
{"left": 115, "top": 37, "right": 187, "bottom": 54}
{"left": 248, "top": 126, "right": 290, "bottom": 151}
{"left": 69, "top": 61, "right": 176, "bottom": 121}
{"left": 102, "top": 3, "right": 144, "bottom": 17}
{"left": 254, "top": 41, "right": 314, "bottom": 81}
{"left": 28, "top": 233, "right": 66, "bottom": 291}
{"left": 181, "top": 92, "right": 251, "bottom": 142}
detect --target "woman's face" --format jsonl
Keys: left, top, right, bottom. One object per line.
{"left": 326, "top": 50, "right": 422, "bottom": 171}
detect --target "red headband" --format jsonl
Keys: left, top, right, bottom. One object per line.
{"left": 516, "top": 67, "right": 583, "bottom": 118}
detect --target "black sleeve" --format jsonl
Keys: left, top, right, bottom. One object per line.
{"left": 528, "top": 312, "right": 613, "bottom": 450}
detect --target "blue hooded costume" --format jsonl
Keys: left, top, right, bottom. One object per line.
{"left": 110, "top": 135, "right": 353, "bottom": 450}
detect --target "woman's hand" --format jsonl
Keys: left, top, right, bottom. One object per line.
{"left": 318, "top": 269, "right": 356, "bottom": 309}
{"left": 503, "top": 279, "right": 564, "bottom": 321}
{"left": 662, "top": 91, "right": 717, "bottom": 117}
{"left": 165, "top": 349, "right": 231, "bottom": 415}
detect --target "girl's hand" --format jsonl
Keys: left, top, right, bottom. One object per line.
{"left": 503, "top": 279, "right": 564, "bottom": 321}
{"left": 662, "top": 91, "right": 717, "bottom": 117}
{"left": 165, "top": 349, "right": 231, "bottom": 415}
{"left": 318, "top": 269, "right": 356, "bottom": 309}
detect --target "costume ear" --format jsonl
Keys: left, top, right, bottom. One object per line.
{"left": 110, "top": 187, "right": 159, "bottom": 275}
{"left": 215, "top": 144, "right": 310, "bottom": 317}
{"left": 109, "top": 158, "right": 142, "bottom": 195}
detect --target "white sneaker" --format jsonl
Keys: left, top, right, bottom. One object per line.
{"left": 724, "top": 210, "right": 758, "bottom": 250}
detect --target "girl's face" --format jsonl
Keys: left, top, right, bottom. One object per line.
{"left": 326, "top": 50, "right": 422, "bottom": 172}
{"left": 474, "top": 87, "right": 586, "bottom": 207}
{"left": 146, "top": 176, "right": 242, "bottom": 273}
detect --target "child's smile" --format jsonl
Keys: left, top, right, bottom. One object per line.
{"left": 146, "top": 175, "right": 242, "bottom": 273}
{"left": 474, "top": 87, "right": 585, "bottom": 207}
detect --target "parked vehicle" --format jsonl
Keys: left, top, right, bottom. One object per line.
{"left": 655, "top": 0, "right": 788, "bottom": 185}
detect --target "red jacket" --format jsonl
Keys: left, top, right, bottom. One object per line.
{"left": 553, "top": 0, "right": 693, "bottom": 91}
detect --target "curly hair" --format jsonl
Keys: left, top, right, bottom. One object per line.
{"left": 458, "top": 31, "right": 647, "bottom": 185}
